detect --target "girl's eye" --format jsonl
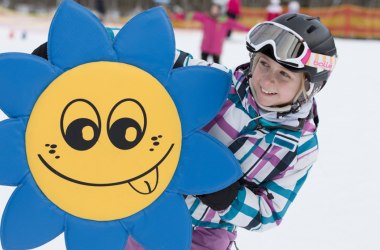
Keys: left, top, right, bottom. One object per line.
{"left": 260, "top": 60, "right": 269, "bottom": 68}
{"left": 280, "top": 71, "right": 291, "bottom": 79}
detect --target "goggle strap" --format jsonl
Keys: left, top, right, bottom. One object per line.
{"left": 305, "top": 52, "right": 337, "bottom": 72}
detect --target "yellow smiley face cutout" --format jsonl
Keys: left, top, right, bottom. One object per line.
{"left": 25, "top": 62, "right": 182, "bottom": 221}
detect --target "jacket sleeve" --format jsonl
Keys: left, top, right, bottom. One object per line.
{"left": 218, "top": 130, "right": 318, "bottom": 231}
{"left": 191, "top": 12, "right": 207, "bottom": 23}
{"left": 173, "top": 50, "right": 231, "bottom": 73}
{"left": 172, "top": 11, "right": 205, "bottom": 23}
{"left": 226, "top": 18, "right": 250, "bottom": 32}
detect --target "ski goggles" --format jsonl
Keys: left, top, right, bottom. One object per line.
{"left": 246, "top": 21, "right": 337, "bottom": 71}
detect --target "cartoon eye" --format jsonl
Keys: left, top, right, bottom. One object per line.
{"left": 60, "top": 99, "right": 101, "bottom": 151}
{"left": 107, "top": 99, "right": 147, "bottom": 150}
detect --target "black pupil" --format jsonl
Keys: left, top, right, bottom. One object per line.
{"left": 108, "top": 118, "right": 143, "bottom": 150}
{"left": 64, "top": 118, "right": 100, "bottom": 151}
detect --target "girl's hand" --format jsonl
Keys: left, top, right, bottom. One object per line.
{"left": 197, "top": 181, "right": 240, "bottom": 211}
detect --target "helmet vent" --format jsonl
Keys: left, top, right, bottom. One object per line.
{"left": 286, "top": 14, "right": 297, "bottom": 21}
{"left": 306, "top": 17, "right": 320, "bottom": 21}
{"left": 307, "top": 25, "right": 317, "bottom": 33}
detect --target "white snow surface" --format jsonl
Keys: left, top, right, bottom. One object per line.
{"left": 1, "top": 23, "right": 380, "bottom": 250}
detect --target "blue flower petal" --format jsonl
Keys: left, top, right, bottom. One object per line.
{"left": 168, "top": 131, "right": 243, "bottom": 195}
{"left": 0, "top": 53, "right": 62, "bottom": 118}
{"left": 0, "top": 118, "right": 29, "bottom": 186}
{"left": 166, "top": 66, "right": 231, "bottom": 137}
{"left": 114, "top": 7, "right": 175, "bottom": 85}
{"left": 65, "top": 215, "right": 128, "bottom": 250}
{"left": 121, "top": 192, "right": 191, "bottom": 250}
{"left": 48, "top": 0, "right": 116, "bottom": 70}
{"left": 1, "top": 176, "right": 65, "bottom": 249}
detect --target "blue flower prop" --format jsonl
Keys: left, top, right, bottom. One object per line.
{"left": 0, "top": 1, "right": 242, "bottom": 249}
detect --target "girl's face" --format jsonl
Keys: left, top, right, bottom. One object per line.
{"left": 210, "top": 5, "right": 221, "bottom": 17}
{"left": 250, "top": 53, "right": 304, "bottom": 108}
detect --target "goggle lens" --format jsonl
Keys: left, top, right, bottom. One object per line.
{"left": 247, "top": 23, "right": 305, "bottom": 61}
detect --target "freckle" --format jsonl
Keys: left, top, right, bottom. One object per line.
{"left": 55, "top": 156, "right": 60, "bottom": 159}
{"left": 45, "top": 144, "right": 50, "bottom": 147}
{"left": 153, "top": 142, "right": 160, "bottom": 146}
{"left": 50, "top": 144, "right": 57, "bottom": 149}
{"left": 151, "top": 136, "right": 158, "bottom": 141}
{"left": 150, "top": 148, "right": 154, "bottom": 151}
{"left": 49, "top": 150, "right": 56, "bottom": 154}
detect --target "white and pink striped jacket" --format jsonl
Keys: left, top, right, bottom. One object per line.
{"left": 180, "top": 55, "right": 319, "bottom": 232}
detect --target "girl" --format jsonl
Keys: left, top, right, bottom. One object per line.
{"left": 184, "top": 13, "right": 337, "bottom": 250}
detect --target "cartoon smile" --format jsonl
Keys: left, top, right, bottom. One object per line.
{"left": 26, "top": 62, "right": 182, "bottom": 220}
{"left": 37, "top": 144, "right": 174, "bottom": 194}
{"left": 0, "top": 3, "right": 241, "bottom": 248}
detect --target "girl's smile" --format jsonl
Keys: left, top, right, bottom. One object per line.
{"left": 250, "top": 53, "right": 304, "bottom": 108}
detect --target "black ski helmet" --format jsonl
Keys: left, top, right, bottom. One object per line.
{"left": 246, "top": 13, "right": 337, "bottom": 103}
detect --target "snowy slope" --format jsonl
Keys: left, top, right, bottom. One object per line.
{"left": 1, "top": 25, "right": 380, "bottom": 250}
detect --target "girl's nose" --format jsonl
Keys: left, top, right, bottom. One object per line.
{"left": 262, "top": 71, "right": 277, "bottom": 85}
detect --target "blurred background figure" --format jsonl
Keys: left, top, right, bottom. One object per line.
{"left": 95, "top": 0, "right": 106, "bottom": 21}
{"left": 8, "top": 30, "right": 14, "bottom": 39}
{"left": 287, "top": 0, "right": 300, "bottom": 13}
{"left": 21, "top": 30, "right": 27, "bottom": 40}
{"left": 226, "top": 0, "right": 241, "bottom": 38}
{"left": 266, "top": 0, "right": 282, "bottom": 21}
{"left": 212, "top": 0, "right": 228, "bottom": 12}
{"left": 173, "top": 2, "right": 248, "bottom": 63}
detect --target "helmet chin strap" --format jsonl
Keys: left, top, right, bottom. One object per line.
{"left": 248, "top": 53, "right": 308, "bottom": 118}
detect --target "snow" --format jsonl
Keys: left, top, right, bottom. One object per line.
{"left": 1, "top": 22, "right": 380, "bottom": 250}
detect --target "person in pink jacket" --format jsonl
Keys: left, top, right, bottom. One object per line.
{"left": 177, "top": 3, "right": 249, "bottom": 63}
{"left": 196, "top": 3, "right": 248, "bottom": 63}
{"left": 226, "top": 0, "right": 242, "bottom": 37}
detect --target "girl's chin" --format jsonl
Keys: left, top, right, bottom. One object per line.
{"left": 256, "top": 95, "right": 278, "bottom": 107}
